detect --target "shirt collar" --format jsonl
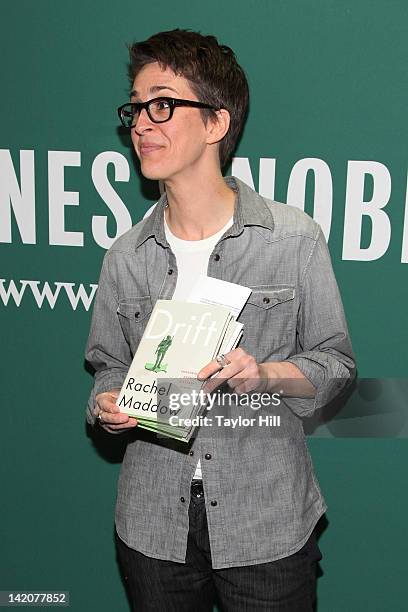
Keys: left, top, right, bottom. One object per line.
{"left": 134, "top": 176, "right": 275, "bottom": 250}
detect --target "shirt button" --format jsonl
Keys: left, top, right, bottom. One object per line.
{"left": 204, "top": 453, "right": 212, "bottom": 460}
{"left": 210, "top": 500, "right": 218, "bottom": 507}
{"left": 214, "top": 254, "right": 220, "bottom": 261}
{"left": 263, "top": 297, "right": 270, "bottom": 304}
{"left": 168, "top": 269, "right": 174, "bottom": 275}
{"left": 180, "top": 496, "right": 185, "bottom": 503}
{"left": 189, "top": 450, "right": 194, "bottom": 456}
{"left": 134, "top": 311, "right": 140, "bottom": 318}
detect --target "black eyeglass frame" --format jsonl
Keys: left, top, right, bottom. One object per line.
{"left": 117, "top": 96, "right": 219, "bottom": 128}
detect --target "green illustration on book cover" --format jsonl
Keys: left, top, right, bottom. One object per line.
{"left": 145, "top": 335, "right": 173, "bottom": 372}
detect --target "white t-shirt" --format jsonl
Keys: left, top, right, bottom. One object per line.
{"left": 164, "top": 212, "right": 233, "bottom": 480}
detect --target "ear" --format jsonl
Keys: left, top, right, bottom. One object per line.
{"left": 206, "top": 108, "right": 230, "bottom": 145}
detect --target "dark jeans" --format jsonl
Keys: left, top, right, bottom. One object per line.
{"left": 115, "top": 485, "right": 322, "bottom": 612}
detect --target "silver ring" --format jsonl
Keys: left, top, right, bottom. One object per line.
{"left": 97, "top": 411, "right": 103, "bottom": 422}
{"left": 216, "top": 354, "right": 231, "bottom": 368}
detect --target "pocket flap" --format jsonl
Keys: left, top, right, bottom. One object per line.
{"left": 247, "top": 286, "right": 295, "bottom": 309}
{"left": 117, "top": 296, "right": 152, "bottom": 321}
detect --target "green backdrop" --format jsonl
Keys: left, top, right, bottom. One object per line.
{"left": 1, "top": 1, "right": 407, "bottom": 610}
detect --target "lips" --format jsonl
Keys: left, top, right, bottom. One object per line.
{"left": 139, "top": 143, "right": 163, "bottom": 155}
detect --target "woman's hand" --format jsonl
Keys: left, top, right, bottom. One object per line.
{"left": 95, "top": 389, "right": 138, "bottom": 433}
{"left": 197, "top": 349, "right": 316, "bottom": 398}
{"left": 197, "top": 348, "right": 269, "bottom": 395}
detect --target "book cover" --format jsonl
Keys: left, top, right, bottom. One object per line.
{"left": 116, "top": 299, "right": 234, "bottom": 430}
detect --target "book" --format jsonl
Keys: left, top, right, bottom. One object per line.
{"left": 116, "top": 299, "right": 241, "bottom": 441}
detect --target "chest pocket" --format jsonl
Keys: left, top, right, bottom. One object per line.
{"left": 247, "top": 286, "right": 295, "bottom": 309}
{"left": 117, "top": 296, "right": 153, "bottom": 355}
{"left": 240, "top": 285, "right": 296, "bottom": 358}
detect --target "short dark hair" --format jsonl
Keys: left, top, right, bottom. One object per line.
{"left": 128, "top": 29, "right": 249, "bottom": 169}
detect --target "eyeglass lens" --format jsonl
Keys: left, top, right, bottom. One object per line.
{"left": 122, "top": 99, "right": 172, "bottom": 127}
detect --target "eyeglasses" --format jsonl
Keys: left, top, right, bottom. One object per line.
{"left": 117, "top": 96, "right": 219, "bottom": 128}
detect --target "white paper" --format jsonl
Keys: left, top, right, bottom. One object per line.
{"left": 187, "top": 275, "right": 251, "bottom": 319}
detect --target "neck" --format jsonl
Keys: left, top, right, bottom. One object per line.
{"left": 163, "top": 168, "right": 235, "bottom": 240}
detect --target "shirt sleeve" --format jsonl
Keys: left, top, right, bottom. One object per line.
{"left": 284, "top": 226, "right": 356, "bottom": 417}
{"left": 84, "top": 252, "right": 132, "bottom": 426}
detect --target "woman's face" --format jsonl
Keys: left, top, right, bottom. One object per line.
{"left": 130, "top": 62, "right": 213, "bottom": 183}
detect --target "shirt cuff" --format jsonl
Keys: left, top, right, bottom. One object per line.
{"left": 284, "top": 355, "right": 353, "bottom": 417}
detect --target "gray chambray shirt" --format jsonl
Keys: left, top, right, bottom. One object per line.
{"left": 85, "top": 176, "right": 355, "bottom": 569}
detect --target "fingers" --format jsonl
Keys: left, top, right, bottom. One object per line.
{"left": 197, "top": 359, "right": 227, "bottom": 381}
{"left": 95, "top": 390, "right": 138, "bottom": 431}
{"left": 101, "top": 419, "right": 138, "bottom": 433}
{"left": 198, "top": 351, "right": 234, "bottom": 394}
{"left": 202, "top": 373, "right": 227, "bottom": 395}
{"left": 198, "top": 348, "right": 262, "bottom": 395}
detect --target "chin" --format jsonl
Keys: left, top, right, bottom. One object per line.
{"left": 138, "top": 161, "right": 161, "bottom": 180}
{"left": 140, "top": 168, "right": 167, "bottom": 182}
{"left": 140, "top": 161, "right": 174, "bottom": 183}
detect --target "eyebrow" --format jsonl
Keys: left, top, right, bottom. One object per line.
{"left": 129, "top": 85, "right": 180, "bottom": 99}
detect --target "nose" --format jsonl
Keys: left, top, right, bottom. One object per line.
{"left": 133, "top": 107, "right": 154, "bottom": 135}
